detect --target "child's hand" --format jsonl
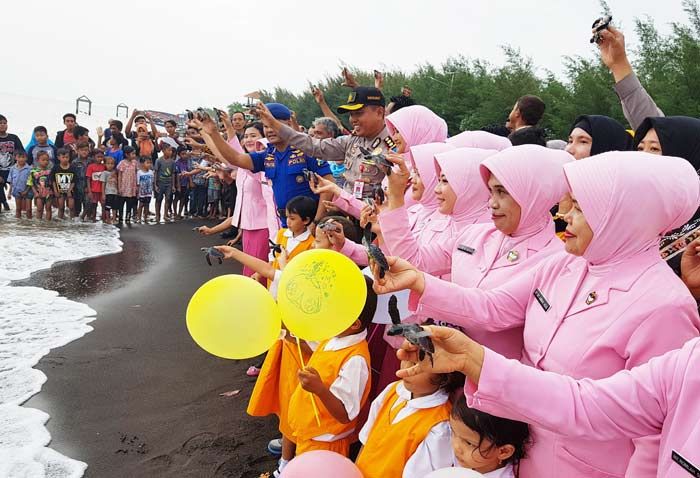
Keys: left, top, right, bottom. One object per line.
{"left": 213, "top": 245, "right": 237, "bottom": 260}
{"left": 251, "top": 272, "right": 261, "bottom": 282}
{"left": 277, "top": 247, "right": 289, "bottom": 269}
{"left": 96, "top": 126, "right": 104, "bottom": 136}
{"left": 298, "top": 367, "right": 325, "bottom": 395}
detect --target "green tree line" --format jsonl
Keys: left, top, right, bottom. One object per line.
{"left": 230, "top": 1, "right": 700, "bottom": 139}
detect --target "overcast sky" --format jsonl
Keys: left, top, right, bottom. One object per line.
{"left": 0, "top": 0, "right": 690, "bottom": 114}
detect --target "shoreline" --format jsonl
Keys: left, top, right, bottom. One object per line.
{"left": 21, "top": 220, "right": 279, "bottom": 477}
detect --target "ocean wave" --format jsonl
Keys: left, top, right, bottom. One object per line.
{"left": 0, "top": 217, "right": 122, "bottom": 477}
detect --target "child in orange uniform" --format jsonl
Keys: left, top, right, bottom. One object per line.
{"left": 269, "top": 276, "right": 377, "bottom": 477}
{"left": 355, "top": 356, "right": 464, "bottom": 477}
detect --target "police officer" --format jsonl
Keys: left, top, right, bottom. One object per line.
{"left": 190, "top": 103, "right": 332, "bottom": 227}
{"left": 257, "top": 87, "right": 395, "bottom": 200}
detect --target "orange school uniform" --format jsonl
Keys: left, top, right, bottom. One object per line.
{"left": 248, "top": 227, "right": 314, "bottom": 436}
{"left": 355, "top": 382, "right": 452, "bottom": 478}
{"left": 247, "top": 336, "right": 312, "bottom": 438}
{"left": 288, "top": 336, "right": 371, "bottom": 456}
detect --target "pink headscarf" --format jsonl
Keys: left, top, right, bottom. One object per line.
{"left": 386, "top": 105, "right": 448, "bottom": 166}
{"left": 447, "top": 130, "right": 511, "bottom": 151}
{"left": 435, "top": 148, "right": 496, "bottom": 223}
{"left": 564, "top": 151, "right": 700, "bottom": 265}
{"left": 479, "top": 145, "right": 573, "bottom": 237}
{"left": 409, "top": 142, "right": 454, "bottom": 210}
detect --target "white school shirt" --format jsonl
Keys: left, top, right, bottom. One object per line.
{"left": 312, "top": 329, "right": 369, "bottom": 442}
{"left": 483, "top": 463, "right": 515, "bottom": 478}
{"left": 268, "top": 228, "right": 312, "bottom": 298}
{"left": 359, "top": 381, "right": 454, "bottom": 477}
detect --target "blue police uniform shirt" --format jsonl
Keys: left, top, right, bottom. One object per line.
{"left": 250, "top": 145, "right": 331, "bottom": 226}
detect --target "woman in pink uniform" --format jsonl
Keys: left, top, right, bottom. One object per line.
{"left": 397, "top": 326, "right": 700, "bottom": 478}
{"left": 446, "top": 130, "right": 512, "bottom": 151}
{"left": 379, "top": 145, "right": 571, "bottom": 359}
{"left": 376, "top": 152, "right": 700, "bottom": 477}
{"left": 233, "top": 124, "right": 275, "bottom": 280}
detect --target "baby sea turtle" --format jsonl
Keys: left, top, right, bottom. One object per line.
{"left": 363, "top": 223, "right": 388, "bottom": 279}
{"left": 386, "top": 295, "right": 435, "bottom": 366}
{"left": 268, "top": 239, "right": 282, "bottom": 255}
{"left": 359, "top": 146, "right": 393, "bottom": 176}
{"left": 201, "top": 247, "right": 224, "bottom": 266}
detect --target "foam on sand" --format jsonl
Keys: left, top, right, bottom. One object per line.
{"left": 0, "top": 217, "right": 122, "bottom": 477}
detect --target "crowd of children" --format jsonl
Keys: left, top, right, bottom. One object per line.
{"left": 0, "top": 112, "right": 234, "bottom": 224}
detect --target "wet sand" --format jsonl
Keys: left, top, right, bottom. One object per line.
{"left": 21, "top": 220, "right": 279, "bottom": 477}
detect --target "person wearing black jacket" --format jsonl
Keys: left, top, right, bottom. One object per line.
{"left": 0, "top": 114, "right": 25, "bottom": 211}
{"left": 55, "top": 113, "right": 77, "bottom": 148}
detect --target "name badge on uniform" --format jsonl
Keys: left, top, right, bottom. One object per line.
{"left": 672, "top": 450, "right": 700, "bottom": 477}
{"left": 533, "top": 289, "right": 551, "bottom": 312}
{"left": 353, "top": 180, "right": 365, "bottom": 199}
{"left": 457, "top": 245, "right": 475, "bottom": 255}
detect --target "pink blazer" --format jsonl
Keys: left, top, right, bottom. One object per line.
{"left": 417, "top": 249, "right": 700, "bottom": 477}
{"left": 469, "top": 338, "right": 700, "bottom": 478}
{"left": 232, "top": 169, "right": 269, "bottom": 231}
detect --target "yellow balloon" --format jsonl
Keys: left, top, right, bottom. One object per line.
{"left": 278, "top": 249, "right": 367, "bottom": 342}
{"left": 186, "top": 274, "right": 282, "bottom": 359}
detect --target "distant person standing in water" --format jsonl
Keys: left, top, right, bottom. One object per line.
{"left": 0, "top": 114, "right": 25, "bottom": 212}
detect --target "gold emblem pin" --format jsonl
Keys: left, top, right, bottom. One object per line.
{"left": 506, "top": 250, "right": 520, "bottom": 262}
{"left": 586, "top": 292, "right": 597, "bottom": 305}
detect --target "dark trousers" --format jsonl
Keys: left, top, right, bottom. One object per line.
{"left": 0, "top": 170, "right": 9, "bottom": 207}
{"left": 190, "top": 185, "right": 207, "bottom": 216}
{"left": 118, "top": 196, "right": 137, "bottom": 221}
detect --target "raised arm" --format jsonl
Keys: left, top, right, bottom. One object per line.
{"left": 312, "top": 87, "right": 348, "bottom": 132}
{"left": 124, "top": 110, "right": 137, "bottom": 137}
{"left": 372, "top": 256, "right": 534, "bottom": 332}
{"left": 146, "top": 112, "right": 159, "bottom": 138}
{"left": 255, "top": 103, "right": 348, "bottom": 161}
{"left": 189, "top": 116, "right": 254, "bottom": 170}
{"left": 598, "top": 27, "right": 663, "bottom": 130}
{"left": 378, "top": 155, "right": 454, "bottom": 275}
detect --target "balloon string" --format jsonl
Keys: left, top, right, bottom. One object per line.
{"left": 296, "top": 336, "right": 322, "bottom": 427}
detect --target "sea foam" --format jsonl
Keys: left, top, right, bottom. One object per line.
{"left": 0, "top": 217, "right": 122, "bottom": 477}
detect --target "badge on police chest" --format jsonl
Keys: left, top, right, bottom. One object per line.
{"left": 353, "top": 181, "right": 365, "bottom": 199}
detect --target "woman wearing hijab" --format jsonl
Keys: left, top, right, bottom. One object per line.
{"left": 635, "top": 116, "right": 700, "bottom": 277}
{"left": 565, "top": 115, "right": 633, "bottom": 160}
{"left": 446, "top": 130, "right": 512, "bottom": 151}
{"left": 380, "top": 146, "right": 571, "bottom": 360}
{"left": 554, "top": 115, "right": 634, "bottom": 232}
{"left": 396, "top": 326, "right": 700, "bottom": 478}
{"left": 329, "top": 105, "right": 448, "bottom": 217}
{"left": 376, "top": 151, "right": 700, "bottom": 477}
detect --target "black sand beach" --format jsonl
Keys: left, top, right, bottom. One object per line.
{"left": 20, "top": 220, "right": 279, "bottom": 477}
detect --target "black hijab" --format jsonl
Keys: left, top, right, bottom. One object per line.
{"left": 634, "top": 116, "right": 700, "bottom": 170}
{"left": 634, "top": 116, "right": 700, "bottom": 276}
{"left": 569, "top": 115, "right": 633, "bottom": 155}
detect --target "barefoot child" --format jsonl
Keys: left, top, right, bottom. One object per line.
{"left": 355, "top": 358, "right": 463, "bottom": 477}
{"left": 449, "top": 395, "right": 530, "bottom": 478}
{"left": 100, "top": 156, "right": 119, "bottom": 224}
{"left": 28, "top": 152, "right": 54, "bottom": 220}
{"left": 136, "top": 157, "right": 154, "bottom": 223}
{"left": 52, "top": 149, "right": 77, "bottom": 219}
{"left": 86, "top": 150, "right": 106, "bottom": 221}
{"left": 8, "top": 151, "right": 32, "bottom": 218}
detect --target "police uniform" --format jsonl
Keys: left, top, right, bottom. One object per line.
{"left": 276, "top": 86, "right": 394, "bottom": 199}
{"left": 250, "top": 144, "right": 331, "bottom": 226}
